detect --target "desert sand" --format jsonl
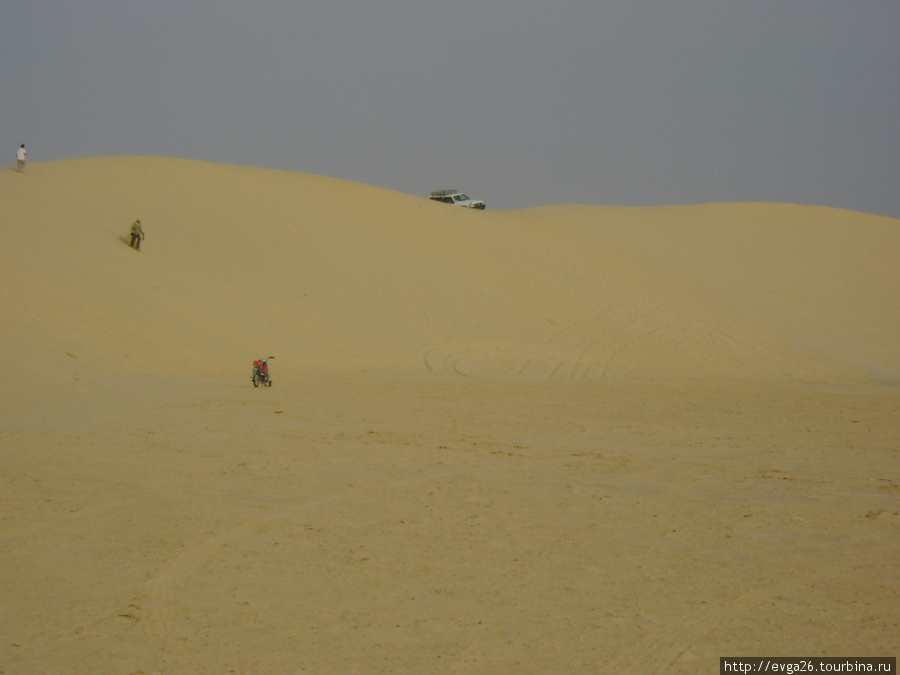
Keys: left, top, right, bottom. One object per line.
{"left": 1, "top": 157, "right": 898, "bottom": 673}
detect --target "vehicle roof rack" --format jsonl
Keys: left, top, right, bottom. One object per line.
{"left": 430, "top": 189, "right": 459, "bottom": 197}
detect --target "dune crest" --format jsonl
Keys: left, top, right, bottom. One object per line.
{"left": 2, "top": 156, "right": 898, "bottom": 385}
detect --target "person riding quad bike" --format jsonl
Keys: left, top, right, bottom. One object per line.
{"left": 251, "top": 359, "right": 272, "bottom": 387}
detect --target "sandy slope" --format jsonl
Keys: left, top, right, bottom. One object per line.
{"left": 3, "top": 157, "right": 898, "bottom": 385}
{"left": 1, "top": 158, "right": 898, "bottom": 673}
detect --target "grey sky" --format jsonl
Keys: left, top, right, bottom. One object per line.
{"left": 2, "top": 1, "right": 898, "bottom": 215}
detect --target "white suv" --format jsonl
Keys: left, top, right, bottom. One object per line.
{"left": 429, "top": 189, "right": 485, "bottom": 210}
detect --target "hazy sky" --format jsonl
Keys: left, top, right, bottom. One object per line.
{"left": 2, "top": 1, "right": 898, "bottom": 215}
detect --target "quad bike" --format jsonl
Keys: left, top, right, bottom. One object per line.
{"left": 252, "top": 359, "right": 273, "bottom": 388}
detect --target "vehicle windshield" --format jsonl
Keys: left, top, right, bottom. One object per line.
{"left": 453, "top": 194, "right": 470, "bottom": 202}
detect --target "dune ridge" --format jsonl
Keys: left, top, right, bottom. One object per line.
{"left": 2, "top": 157, "right": 898, "bottom": 386}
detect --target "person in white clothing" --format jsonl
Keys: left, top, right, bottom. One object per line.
{"left": 16, "top": 144, "right": 26, "bottom": 173}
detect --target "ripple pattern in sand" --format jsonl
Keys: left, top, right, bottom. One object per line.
{"left": 419, "top": 340, "right": 604, "bottom": 381}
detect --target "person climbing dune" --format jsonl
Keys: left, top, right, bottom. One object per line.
{"left": 130, "top": 219, "right": 144, "bottom": 251}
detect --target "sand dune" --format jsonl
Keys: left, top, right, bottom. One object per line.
{"left": 3, "top": 157, "right": 898, "bottom": 386}
{"left": 1, "top": 158, "right": 898, "bottom": 673}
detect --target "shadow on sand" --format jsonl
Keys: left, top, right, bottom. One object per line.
{"left": 119, "top": 235, "right": 140, "bottom": 251}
